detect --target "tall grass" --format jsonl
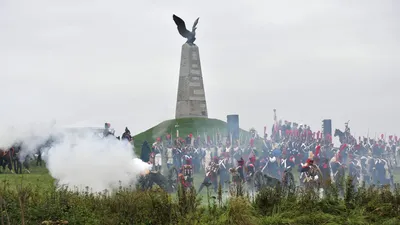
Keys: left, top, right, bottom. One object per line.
{"left": 0, "top": 176, "right": 398, "bottom": 225}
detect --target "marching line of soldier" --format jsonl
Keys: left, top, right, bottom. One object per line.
{"left": 135, "top": 108, "right": 399, "bottom": 193}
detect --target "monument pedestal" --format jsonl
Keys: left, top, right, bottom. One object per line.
{"left": 175, "top": 43, "right": 208, "bottom": 119}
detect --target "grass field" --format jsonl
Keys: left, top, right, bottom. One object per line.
{"left": 1, "top": 163, "right": 399, "bottom": 194}
{"left": 1, "top": 163, "right": 400, "bottom": 224}
{"left": 0, "top": 165, "right": 54, "bottom": 192}
{"left": 0, "top": 165, "right": 224, "bottom": 201}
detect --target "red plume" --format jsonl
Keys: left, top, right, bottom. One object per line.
{"left": 250, "top": 138, "right": 254, "bottom": 147}
{"left": 315, "top": 145, "right": 321, "bottom": 156}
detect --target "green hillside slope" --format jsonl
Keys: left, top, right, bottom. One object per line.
{"left": 133, "top": 117, "right": 248, "bottom": 151}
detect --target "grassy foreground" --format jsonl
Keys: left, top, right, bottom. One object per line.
{"left": 1, "top": 166, "right": 400, "bottom": 224}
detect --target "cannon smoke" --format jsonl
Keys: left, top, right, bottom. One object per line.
{"left": 0, "top": 123, "right": 150, "bottom": 193}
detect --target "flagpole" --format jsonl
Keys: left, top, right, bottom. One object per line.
{"left": 203, "top": 130, "right": 207, "bottom": 145}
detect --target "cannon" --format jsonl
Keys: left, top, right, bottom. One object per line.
{"left": 138, "top": 166, "right": 179, "bottom": 193}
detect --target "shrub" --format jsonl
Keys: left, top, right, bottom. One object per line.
{"left": 0, "top": 175, "right": 398, "bottom": 224}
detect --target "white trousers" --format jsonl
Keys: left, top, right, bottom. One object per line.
{"left": 155, "top": 153, "right": 162, "bottom": 166}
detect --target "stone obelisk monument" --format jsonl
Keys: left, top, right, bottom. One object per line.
{"left": 173, "top": 14, "right": 208, "bottom": 119}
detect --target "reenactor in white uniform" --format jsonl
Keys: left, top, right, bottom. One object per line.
{"left": 152, "top": 143, "right": 162, "bottom": 172}
{"left": 165, "top": 145, "right": 174, "bottom": 169}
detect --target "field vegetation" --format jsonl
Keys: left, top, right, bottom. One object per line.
{"left": 1, "top": 166, "right": 400, "bottom": 225}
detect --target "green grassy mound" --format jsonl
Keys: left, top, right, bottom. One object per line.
{"left": 133, "top": 117, "right": 249, "bottom": 150}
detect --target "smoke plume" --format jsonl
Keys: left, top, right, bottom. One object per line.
{"left": 46, "top": 132, "right": 149, "bottom": 192}
{"left": 0, "top": 123, "right": 150, "bottom": 193}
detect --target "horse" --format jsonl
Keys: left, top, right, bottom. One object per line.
{"left": 334, "top": 129, "right": 346, "bottom": 143}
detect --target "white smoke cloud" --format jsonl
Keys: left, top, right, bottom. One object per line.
{"left": 0, "top": 123, "right": 150, "bottom": 193}
{"left": 0, "top": 122, "right": 55, "bottom": 150}
{"left": 46, "top": 132, "right": 149, "bottom": 192}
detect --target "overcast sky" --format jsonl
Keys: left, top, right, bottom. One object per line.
{"left": 1, "top": 0, "right": 399, "bottom": 139}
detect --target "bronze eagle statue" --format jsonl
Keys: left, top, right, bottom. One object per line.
{"left": 173, "top": 14, "right": 199, "bottom": 45}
